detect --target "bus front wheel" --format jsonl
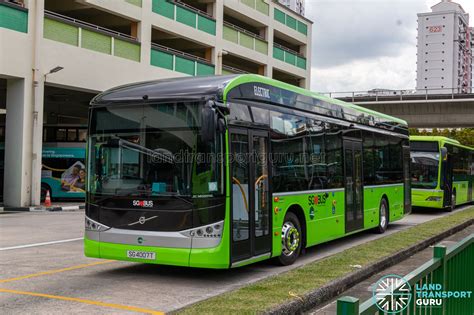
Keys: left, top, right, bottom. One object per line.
{"left": 376, "top": 198, "right": 389, "bottom": 234}
{"left": 278, "top": 212, "right": 302, "bottom": 266}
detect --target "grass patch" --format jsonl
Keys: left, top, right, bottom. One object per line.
{"left": 178, "top": 207, "right": 474, "bottom": 314}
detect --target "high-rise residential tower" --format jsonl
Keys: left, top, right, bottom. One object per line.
{"left": 278, "top": 0, "right": 304, "bottom": 16}
{"left": 416, "top": 0, "right": 473, "bottom": 93}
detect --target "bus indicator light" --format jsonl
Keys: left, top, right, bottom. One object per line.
{"left": 274, "top": 197, "right": 280, "bottom": 203}
{"left": 274, "top": 207, "right": 279, "bottom": 214}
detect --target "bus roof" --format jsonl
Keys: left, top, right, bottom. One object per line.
{"left": 410, "top": 136, "right": 474, "bottom": 151}
{"left": 92, "top": 74, "right": 408, "bottom": 133}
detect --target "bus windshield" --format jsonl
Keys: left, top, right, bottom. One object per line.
{"left": 411, "top": 151, "right": 439, "bottom": 189}
{"left": 88, "top": 102, "right": 223, "bottom": 197}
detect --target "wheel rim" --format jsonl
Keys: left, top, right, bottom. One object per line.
{"left": 281, "top": 221, "right": 300, "bottom": 257}
{"left": 380, "top": 203, "right": 387, "bottom": 228}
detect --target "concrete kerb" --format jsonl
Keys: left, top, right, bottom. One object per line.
{"left": 263, "top": 216, "right": 474, "bottom": 315}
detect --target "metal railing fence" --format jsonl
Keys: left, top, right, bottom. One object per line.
{"left": 44, "top": 10, "right": 138, "bottom": 42}
{"left": 337, "top": 234, "right": 474, "bottom": 315}
{"left": 320, "top": 87, "right": 474, "bottom": 103}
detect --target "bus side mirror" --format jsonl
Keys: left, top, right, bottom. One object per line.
{"left": 440, "top": 147, "right": 448, "bottom": 161}
{"left": 201, "top": 104, "right": 216, "bottom": 143}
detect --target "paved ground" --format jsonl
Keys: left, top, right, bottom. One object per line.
{"left": 310, "top": 225, "right": 474, "bottom": 315}
{"left": 0, "top": 205, "right": 471, "bottom": 314}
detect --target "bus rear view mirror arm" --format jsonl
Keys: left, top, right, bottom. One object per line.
{"left": 201, "top": 103, "right": 216, "bottom": 143}
{"left": 440, "top": 147, "right": 448, "bottom": 161}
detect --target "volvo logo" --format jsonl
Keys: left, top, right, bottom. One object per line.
{"left": 128, "top": 215, "right": 158, "bottom": 226}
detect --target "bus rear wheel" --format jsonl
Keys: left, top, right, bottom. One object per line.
{"left": 277, "top": 212, "right": 302, "bottom": 266}
{"left": 375, "top": 198, "right": 388, "bottom": 234}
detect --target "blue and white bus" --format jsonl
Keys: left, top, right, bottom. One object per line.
{"left": 41, "top": 146, "right": 86, "bottom": 200}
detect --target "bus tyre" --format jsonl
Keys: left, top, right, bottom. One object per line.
{"left": 278, "top": 212, "right": 302, "bottom": 266}
{"left": 448, "top": 191, "right": 456, "bottom": 212}
{"left": 376, "top": 199, "right": 388, "bottom": 234}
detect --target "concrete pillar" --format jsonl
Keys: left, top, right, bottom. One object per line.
{"left": 305, "top": 21, "right": 312, "bottom": 89}
{"left": 266, "top": 26, "right": 274, "bottom": 78}
{"left": 139, "top": 0, "right": 152, "bottom": 66}
{"left": 30, "top": 0, "right": 46, "bottom": 206}
{"left": 214, "top": 0, "right": 224, "bottom": 74}
{"left": 4, "top": 78, "right": 34, "bottom": 207}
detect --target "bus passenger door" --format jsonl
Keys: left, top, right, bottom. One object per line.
{"left": 443, "top": 152, "right": 454, "bottom": 208}
{"left": 343, "top": 140, "right": 364, "bottom": 233}
{"left": 402, "top": 146, "right": 412, "bottom": 214}
{"left": 230, "top": 128, "right": 272, "bottom": 265}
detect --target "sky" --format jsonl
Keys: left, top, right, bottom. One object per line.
{"left": 306, "top": 0, "right": 474, "bottom": 92}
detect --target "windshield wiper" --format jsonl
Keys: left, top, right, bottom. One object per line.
{"left": 152, "top": 193, "right": 193, "bottom": 205}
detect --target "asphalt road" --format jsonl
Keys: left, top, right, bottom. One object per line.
{"left": 0, "top": 205, "right": 471, "bottom": 314}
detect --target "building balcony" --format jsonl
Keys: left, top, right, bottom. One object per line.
{"left": 124, "top": 0, "right": 142, "bottom": 7}
{"left": 150, "top": 43, "right": 215, "bottom": 76}
{"left": 222, "top": 64, "right": 247, "bottom": 75}
{"left": 238, "top": 0, "right": 269, "bottom": 16}
{"left": 152, "top": 0, "right": 216, "bottom": 35}
{"left": 0, "top": 1, "right": 28, "bottom": 33}
{"left": 223, "top": 21, "right": 268, "bottom": 55}
{"left": 273, "top": 7, "right": 307, "bottom": 36}
{"left": 273, "top": 43, "right": 306, "bottom": 69}
{"left": 43, "top": 11, "right": 141, "bottom": 62}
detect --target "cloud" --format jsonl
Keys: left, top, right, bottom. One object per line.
{"left": 311, "top": 45, "right": 417, "bottom": 92}
{"left": 306, "top": 0, "right": 428, "bottom": 69}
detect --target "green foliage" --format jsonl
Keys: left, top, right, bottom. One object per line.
{"left": 409, "top": 128, "right": 474, "bottom": 147}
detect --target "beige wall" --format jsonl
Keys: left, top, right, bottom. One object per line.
{"left": 0, "top": 0, "right": 312, "bottom": 207}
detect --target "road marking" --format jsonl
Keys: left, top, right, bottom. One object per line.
{"left": 0, "top": 288, "right": 164, "bottom": 315}
{"left": 0, "top": 260, "right": 114, "bottom": 283}
{"left": 0, "top": 237, "right": 83, "bottom": 251}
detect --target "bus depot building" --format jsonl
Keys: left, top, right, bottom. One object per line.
{"left": 0, "top": 0, "right": 312, "bottom": 208}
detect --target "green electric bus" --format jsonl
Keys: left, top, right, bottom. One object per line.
{"left": 410, "top": 136, "right": 474, "bottom": 210}
{"left": 85, "top": 75, "right": 411, "bottom": 268}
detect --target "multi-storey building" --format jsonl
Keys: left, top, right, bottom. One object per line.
{"left": 277, "top": 0, "right": 304, "bottom": 16}
{"left": 0, "top": 0, "right": 312, "bottom": 207}
{"left": 416, "top": 0, "right": 473, "bottom": 94}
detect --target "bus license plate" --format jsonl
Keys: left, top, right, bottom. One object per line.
{"left": 126, "top": 250, "right": 156, "bottom": 260}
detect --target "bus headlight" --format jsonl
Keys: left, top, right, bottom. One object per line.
{"left": 85, "top": 216, "right": 111, "bottom": 232}
{"left": 181, "top": 221, "right": 224, "bottom": 238}
{"left": 426, "top": 196, "right": 442, "bottom": 201}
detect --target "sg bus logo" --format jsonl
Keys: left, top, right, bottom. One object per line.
{"left": 308, "top": 193, "right": 328, "bottom": 206}
{"left": 132, "top": 200, "right": 154, "bottom": 208}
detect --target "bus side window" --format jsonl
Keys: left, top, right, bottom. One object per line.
{"left": 307, "top": 119, "right": 326, "bottom": 190}
{"left": 325, "top": 122, "right": 343, "bottom": 188}
{"left": 362, "top": 131, "right": 375, "bottom": 185}
{"left": 270, "top": 112, "right": 308, "bottom": 192}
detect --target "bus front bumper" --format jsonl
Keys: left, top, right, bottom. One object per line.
{"left": 411, "top": 189, "right": 444, "bottom": 208}
{"left": 84, "top": 230, "right": 230, "bottom": 269}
